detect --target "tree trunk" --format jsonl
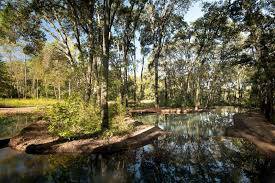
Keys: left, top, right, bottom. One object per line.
{"left": 133, "top": 57, "right": 137, "bottom": 105}
{"left": 101, "top": 0, "right": 112, "bottom": 129}
{"left": 54, "top": 86, "right": 57, "bottom": 99}
{"left": 36, "top": 78, "right": 39, "bottom": 99}
{"left": 45, "top": 81, "right": 48, "bottom": 98}
{"left": 32, "top": 78, "right": 35, "bottom": 98}
{"left": 68, "top": 80, "right": 71, "bottom": 97}
{"left": 153, "top": 32, "right": 163, "bottom": 108}
{"left": 123, "top": 44, "right": 129, "bottom": 107}
{"left": 154, "top": 56, "right": 159, "bottom": 108}
{"left": 140, "top": 56, "right": 145, "bottom": 100}
{"left": 24, "top": 57, "right": 27, "bottom": 98}
{"left": 58, "top": 83, "right": 61, "bottom": 100}
{"left": 194, "top": 79, "right": 200, "bottom": 110}
{"left": 164, "top": 76, "right": 168, "bottom": 106}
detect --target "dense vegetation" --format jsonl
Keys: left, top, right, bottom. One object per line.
{"left": 0, "top": 0, "right": 274, "bottom": 133}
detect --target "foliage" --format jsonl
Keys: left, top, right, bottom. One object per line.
{"left": 47, "top": 96, "right": 101, "bottom": 138}
{"left": 0, "top": 0, "right": 274, "bottom": 126}
{"left": 0, "top": 60, "right": 13, "bottom": 97}
{"left": 103, "top": 97, "right": 132, "bottom": 138}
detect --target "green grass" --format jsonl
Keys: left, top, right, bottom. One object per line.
{"left": 0, "top": 98, "right": 60, "bottom": 108}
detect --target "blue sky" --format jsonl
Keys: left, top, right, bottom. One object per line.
{"left": 185, "top": 1, "right": 205, "bottom": 23}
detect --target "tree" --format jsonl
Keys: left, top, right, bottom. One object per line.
{"left": 0, "top": 58, "right": 13, "bottom": 97}
{"left": 140, "top": 0, "right": 192, "bottom": 108}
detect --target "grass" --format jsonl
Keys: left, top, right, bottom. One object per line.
{"left": 0, "top": 98, "right": 60, "bottom": 108}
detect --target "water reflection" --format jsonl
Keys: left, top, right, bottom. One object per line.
{"left": 0, "top": 115, "right": 39, "bottom": 139}
{"left": 0, "top": 108, "right": 274, "bottom": 182}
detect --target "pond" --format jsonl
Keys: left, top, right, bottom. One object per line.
{"left": 0, "top": 107, "right": 274, "bottom": 183}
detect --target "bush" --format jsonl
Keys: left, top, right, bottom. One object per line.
{"left": 47, "top": 96, "right": 101, "bottom": 139}
{"left": 104, "top": 97, "right": 132, "bottom": 138}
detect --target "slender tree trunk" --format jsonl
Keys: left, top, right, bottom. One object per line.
{"left": 68, "top": 80, "right": 71, "bottom": 97}
{"left": 133, "top": 56, "right": 137, "bottom": 105}
{"left": 101, "top": 46, "right": 109, "bottom": 129}
{"left": 153, "top": 32, "right": 163, "bottom": 108}
{"left": 123, "top": 44, "right": 129, "bottom": 107}
{"left": 154, "top": 56, "right": 159, "bottom": 108}
{"left": 164, "top": 76, "right": 168, "bottom": 106}
{"left": 45, "top": 80, "right": 48, "bottom": 98}
{"left": 36, "top": 78, "right": 39, "bottom": 99}
{"left": 96, "top": 57, "right": 102, "bottom": 105}
{"left": 24, "top": 57, "right": 27, "bottom": 98}
{"left": 54, "top": 86, "right": 57, "bottom": 99}
{"left": 194, "top": 78, "right": 200, "bottom": 110}
{"left": 86, "top": 56, "right": 94, "bottom": 102}
{"left": 140, "top": 56, "right": 145, "bottom": 101}
{"left": 58, "top": 83, "right": 61, "bottom": 100}
{"left": 32, "top": 78, "right": 35, "bottom": 98}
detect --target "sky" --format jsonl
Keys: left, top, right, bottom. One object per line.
{"left": 185, "top": 1, "right": 205, "bottom": 23}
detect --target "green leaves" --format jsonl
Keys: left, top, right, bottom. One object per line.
{"left": 47, "top": 96, "right": 101, "bottom": 139}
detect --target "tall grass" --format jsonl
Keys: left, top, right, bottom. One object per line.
{"left": 0, "top": 98, "right": 60, "bottom": 107}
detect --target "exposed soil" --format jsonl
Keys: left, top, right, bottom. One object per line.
{"left": 9, "top": 118, "right": 165, "bottom": 154}
{"left": 0, "top": 107, "right": 39, "bottom": 115}
{"left": 226, "top": 112, "right": 275, "bottom": 159}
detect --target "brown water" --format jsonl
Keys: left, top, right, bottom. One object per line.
{"left": 0, "top": 107, "right": 274, "bottom": 183}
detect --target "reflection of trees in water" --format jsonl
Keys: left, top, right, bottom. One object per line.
{"left": 134, "top": 137, "right": 270, "bottom": 182}
{"left": 1, "top": 110, "right": 273, "bottom": 182}
{"left": 0, "top": 115, "right": 38, "bottom": 138}
{"left": 41, "top": 137, "right": 273, "bottom": 182}
{"left": 28, "top": 111, "right": 274, "bottom": 182}
{"left": 2, "top": 137, "right": 271, "bottom": 182}
{"left": 158, "top": 112, "right": 234, "bottom": 138}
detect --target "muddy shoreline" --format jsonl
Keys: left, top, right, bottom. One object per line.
{"left": 8, "top": 119, "right": 165, "bottom": 154}
{"left": 226, "top": 112, "right": 275, "bottom": 159}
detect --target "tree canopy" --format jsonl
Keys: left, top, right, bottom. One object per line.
{"left": 0, "top": 0, "right": 274, "bottom": 124}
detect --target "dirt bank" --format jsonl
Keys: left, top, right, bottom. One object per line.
{"left": 226, "top": 112, "right": 275, "bottom": 159}
{"left": 0, "top": 107, "right": 39, "bottom": 115}
{"left": 9, "top": 119, "right": 165, "bottom": 154}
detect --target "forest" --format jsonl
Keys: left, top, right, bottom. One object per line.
{"left": 0, "top": 0, "right": 275, "bottom": 182}
{"left": 0, "top": 0, "right": 274, "bottom": 130}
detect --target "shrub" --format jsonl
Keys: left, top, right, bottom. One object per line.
{"left": 103, "top": 97, "right": 132, "bottom": 138}
{"left": 47, "top": 96, "right": 101, "bottom": 139}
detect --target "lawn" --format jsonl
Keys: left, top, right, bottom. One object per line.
{"left": 0, "top": 98, "right": 60, "bottom": 108}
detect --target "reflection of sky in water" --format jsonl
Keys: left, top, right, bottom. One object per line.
{"left": 136, "top": 110, "right": 237, "bottom": 139}
{"left": 0, "top": 107, "right": 273, "bottom": 182}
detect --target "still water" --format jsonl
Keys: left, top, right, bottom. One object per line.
{"left": 0, "top": 107, "right": 274, "bottom": 183}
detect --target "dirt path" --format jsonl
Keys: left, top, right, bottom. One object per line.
{"left": 226, "top": 112, "right": 275, "bottom": 158}
{"left": 0, "top": 107, "right": 38, "bottom": 115}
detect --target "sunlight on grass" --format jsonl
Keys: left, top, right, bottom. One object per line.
{"left": 0, "top": 98, "right": 61, "bottom": 107}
